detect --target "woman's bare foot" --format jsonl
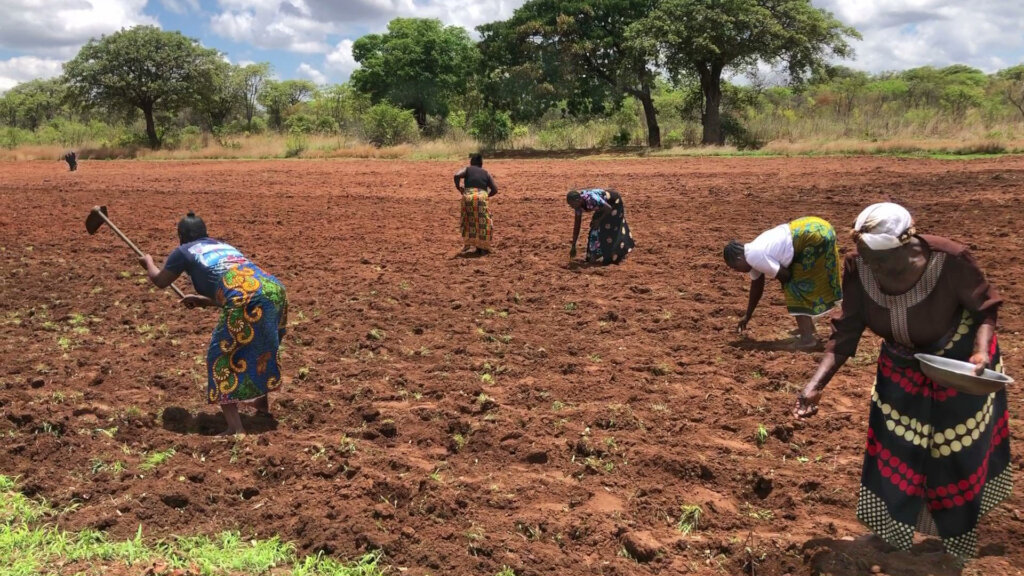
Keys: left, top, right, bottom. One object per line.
{"left": 794, "top": 334, "right": 820, "bottom": 349}
{"left": 220, "top": 404, "right": 246, "bottom": 435}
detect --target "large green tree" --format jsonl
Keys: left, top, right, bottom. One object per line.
{"left": 194, "top": 59, "right": 238, "bottom": 130}
{"left": 482, "top": 0, "right": 662, "bottom": 146}
{"left": 633, "top": 0, "right": 858, "bottom": 144}
{"left": 259, "top": 79, "right": 317, "bottom": 130}
{"left": 996, "top": 65, "right": 1024, "bottom": 120}
{"left": 311, "top": 83, "right": 371, "bottom": 133}
{"left": 0, "top": 78, "right": 66, "bottom": 130}
{"left": 236, "top": 63, "right": 271, "bottom": 130}
{"left": 63, "top": 25, "right": 221, "bottom": 148}
{"left": 351, "top": 18, "right": 479, "bottom": 127}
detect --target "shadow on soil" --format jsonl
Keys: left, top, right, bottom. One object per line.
{"left": 160, "top": 406, "right": 278, "bottom": 436}
{"left": 801, "top": 535, "right": 982, "bottom": 576}
{"left": 729, "top": 337, "right": 825, "bottom": 352}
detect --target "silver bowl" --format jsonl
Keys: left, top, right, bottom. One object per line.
{"left": 914, "top": 354, "right": 1013, "bottom": 396}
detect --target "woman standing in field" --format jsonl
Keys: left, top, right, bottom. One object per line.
{"left": 795, "top": 203, "right": 1010, "bottom": 562}
{"left": 724, "top": 216, "right": 842, "bottom": 348}
{"left": 567, "top": 188, "right": 634, "bottom": 265}
{"left": 140, "top": 212, "right": 288, "bottom": 435}
{"left": 454, "top": 153, "right": 498, "bottom": 256}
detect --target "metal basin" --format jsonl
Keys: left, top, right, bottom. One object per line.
{"left": 914, "top": 354, "right": 1013, "bottom": 396}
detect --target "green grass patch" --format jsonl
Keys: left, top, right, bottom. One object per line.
{"left": 0, "top": 475, "right": 386, "bottom": 576}
{"left": 139, "top": 449, "right": 176, "bottom": 472}
{"left": 676, "top": 504, "right": 703, "bottom": 535}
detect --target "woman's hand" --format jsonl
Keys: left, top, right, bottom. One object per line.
{"left": 969, "top": 352, "right": 991, "bottom": 376}
{"left": 737, "top": 315, "right": 751, "bottom": 333}
{"left": 793, "top": 383, "right": 823, "bottom": 418}
{"left": 180, "top": 294, "right": 212, "bottom": 309}
{"left": 138, "top": 254, "right": 154, "bottom": 270}
{"left": 776, "top": 266, "right": 792, "bottom": 284}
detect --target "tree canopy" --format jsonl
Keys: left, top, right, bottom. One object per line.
{"left": 9, "top": 5, "right": 1024, "bottom": 153}
{"left": 62, "top": 25, "right": 222, "bottom": 148}
{"left": 351, "top": 18, "right": 479, "bottom": 127}
{"left": 632, "top": 0, "right": 859, "bottom": 144}
{"left": 260, "top": 79, "right": 316, "bottom": 131}
{"left": 481, "top": 0, "right": 663, "bottom": 146}
{"left": 0, "top": 78, "right": 65, "bottom": 131}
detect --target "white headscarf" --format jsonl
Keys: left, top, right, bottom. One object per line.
{"left": 853, "top": 203, "right": 915, "bottom": 251}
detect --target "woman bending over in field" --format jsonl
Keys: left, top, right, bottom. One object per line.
{"left": 140, "top": 212, "right": 288, "bottom": 435}
{"left": 454, "top": 153, "right": 498, "bottom": 256}
{"left": 795, "top": 203, "right": 1009, "bottom": 562}
{"left": 567, "top": 188, "right": 634, "bottom": 265}
{"left": 724, "top": 216, "right": 842, "bottom": 348}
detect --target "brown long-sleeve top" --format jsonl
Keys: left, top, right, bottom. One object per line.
{"left": 827, "top": 235, "right": 1002, "bottom": 357}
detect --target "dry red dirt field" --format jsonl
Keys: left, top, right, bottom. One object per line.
{"left": 1, "top": 157, "right": 1022, "bottom": 576}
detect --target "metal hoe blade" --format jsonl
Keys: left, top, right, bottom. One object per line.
{"left": 83, "top": 204, "right": 186, "bottom": 298}
{"left": 85, "top": 205, "right": 109, "bottom": 234}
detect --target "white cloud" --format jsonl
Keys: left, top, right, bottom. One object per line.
{"left": 301, "top": 0, "right": 521, "bottom": 34}
{"left": 0, "top": 56, "right": 65, "bottom": 93}
{"left": 160, "top": 0, "right": 201, "bottom": 15}
{"left": 297, "top": 62, "right": 327, "bottom": 85}
{"left": 816, "top": 0, "right": 1024, "bottom": 72}
{"left": 210, "top": 2, "right": 333, "bottom": 53}
{"left": 0, "top": 0, "right": 156, "bottom": 56}
{"left": 207, "top": 0, "right": 525, "bottom": 56}
{"left": 326, "top": 39, "right": 359, "bottom": 78}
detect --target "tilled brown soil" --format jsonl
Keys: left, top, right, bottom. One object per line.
{"left": 0, "top": 157, "right": 1022, "bottom": 576}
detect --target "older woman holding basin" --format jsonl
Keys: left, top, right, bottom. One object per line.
{"left": 794, "top": 202, "right": 1010, "bottom": 562}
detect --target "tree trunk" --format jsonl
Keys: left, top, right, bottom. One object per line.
{"left": 637, "top": 85, "right": 661, "bottom": 148}
{"left": 142, "top": 101, "right": 160, "bottom": 149}
{"left": 1008, "top": 90, "right": 1024, "bottom": 120}
{"left": 415, "top": 107, "right": 427, "bottom": 129}
{"left": 700, "top": 65, "right": 724, "bottom": 146}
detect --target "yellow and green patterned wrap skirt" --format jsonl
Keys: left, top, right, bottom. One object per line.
{"left": 784, "top": 216, "right": 842, "bottom": 316}
{"left": 460, "top": 188, "right": 492, "bottom": 250}
{"left": 207, "top": 264, "right": 288, "bottom": 405}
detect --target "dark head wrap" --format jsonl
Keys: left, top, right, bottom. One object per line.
{"left": 177, "top": 211, "right": 208, "bottom": 245}
{"left": 470, "top": 153, "right": 483, "bottom": 167}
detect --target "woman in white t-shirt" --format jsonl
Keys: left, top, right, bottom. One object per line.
{"left": 724, "top": 216, "right": 842, "bottom": 348}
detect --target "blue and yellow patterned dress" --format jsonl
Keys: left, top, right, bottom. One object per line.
{"left": 164, "top": 238, "right": 288, "bottom": 405}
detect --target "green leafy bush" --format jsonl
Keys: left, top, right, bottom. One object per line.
{"left": 363, "top": 103, "right": 418, "bottom": 147}
{"left": 470, "top": 108, "right": 513, "bottom": 147}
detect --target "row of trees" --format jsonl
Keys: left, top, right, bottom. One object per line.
{"left": 2, "top": 1, "right": 1023, "bottom": 150}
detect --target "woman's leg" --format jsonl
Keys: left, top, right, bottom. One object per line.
{"left": 220, "top": 403, "right": 245, "bottom": 435}
{"left": 254, "top": 395, "right": 270, "bottom": 415}
{"left": 795, "top": 315, "right": 818, "bottom": 345}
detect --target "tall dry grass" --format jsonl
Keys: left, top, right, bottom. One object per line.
{"left": 4, "top": 114, "right": 1024, "bottom": 161}
{"left": 0, "top": 144, "right": 76, "bottom": 161}
{"left": 0, "top": 134, "right": 482, "bottom": 162}
{"left": 138, "top": 133, "right": 480, "bottom": 161}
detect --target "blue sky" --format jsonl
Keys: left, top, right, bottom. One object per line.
{"left": 1, "top": 0, "right": 1023, "bottom": 92}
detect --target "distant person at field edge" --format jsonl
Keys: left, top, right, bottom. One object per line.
{"left": 566, "top": 188, "right": 634, "bottom": 265}
{"left": 724, "top": 216, "right": 842, "bottom": 348}
{"left": 139, "top": 212, "right": 288, "bottom": 436}
{"left": 454, "top": 153, "right": 498, "bottom": 256}
{"left": 63, "top": 150, "right": 77, "bottom": 171}
{"left": 795, "top": 202, "right": 1010, "bottom": 563}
